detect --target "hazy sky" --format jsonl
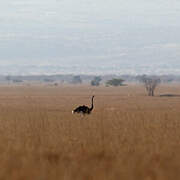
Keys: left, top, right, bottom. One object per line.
{"left": 0, "top": 0, "right": 180, "bottom": 74}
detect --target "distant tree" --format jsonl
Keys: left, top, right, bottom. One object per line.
{"left": 13, "top": 79, "right": 23, "bottom": 83}
{"left": 72, "top": 76, "right": 82, "bottom": 84}
{"left": 106, "top": 78, "right": 125, "bottom": 87}
{"left": 5, "top": 75, "right": 11, "bottom": 84}
{"left": 166, "top": 78, "right": 173, "bottom": 83}
{"left": 139, "top": 75, "right": 161, "bottom": 96}
{"left": 44, "top": 78, "right": 54, "bottom": 82}
{"left": 91, "top": 76, "right": 102, "bottom": 86}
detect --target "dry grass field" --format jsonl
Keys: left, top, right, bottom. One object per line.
{"left": 0, "top": 84, "right": 180, "bottom": 180}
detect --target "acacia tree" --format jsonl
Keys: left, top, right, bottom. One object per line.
{"left": 140, "top": 75, "right": 161, "bottom": 96}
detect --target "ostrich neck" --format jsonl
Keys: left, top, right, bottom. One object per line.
{"left": 90, "top": 97, "right": 94, "bottom": 110}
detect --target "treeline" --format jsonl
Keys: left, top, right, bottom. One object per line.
{"left": 1, "top": 74, "right": 180, "bottom": 86}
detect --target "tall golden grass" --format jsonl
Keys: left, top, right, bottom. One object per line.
{"left": 0, "top": 84, "right": 180, "bottom": 180}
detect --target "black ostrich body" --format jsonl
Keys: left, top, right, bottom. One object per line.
{"left": 72, "top": 96, "right": 94, "bottom": 115}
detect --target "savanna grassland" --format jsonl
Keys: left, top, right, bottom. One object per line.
{"left": 0, "top": 84, "right": 180, "bottom": 180}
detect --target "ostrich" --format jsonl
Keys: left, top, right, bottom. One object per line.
{"left": 72, "top": 96, "right": 94, "bottom": 115}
